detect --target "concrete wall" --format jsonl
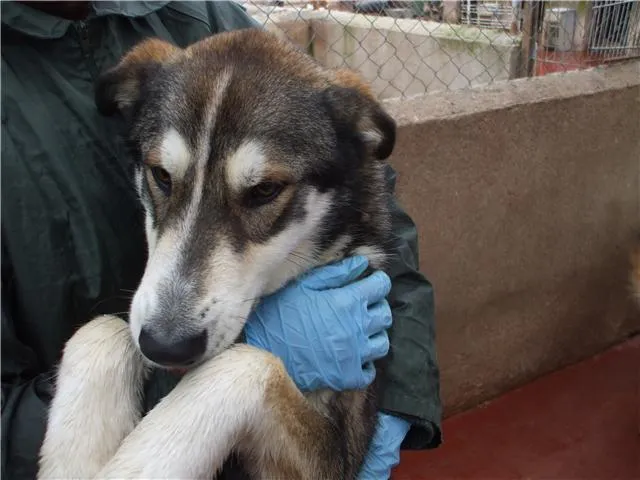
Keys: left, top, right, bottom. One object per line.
{"left": 383, "top": 61, "right": 640, "bottom": 415}
{"left": 249, "top": 7, "right": 520, "bottom": 99}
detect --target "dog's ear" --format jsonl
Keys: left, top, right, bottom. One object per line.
{"left": 95, "top": 38, "right": 180, "bottom": 117}
{"left": 324, "top": 69, "right": 396, "bottom": 160}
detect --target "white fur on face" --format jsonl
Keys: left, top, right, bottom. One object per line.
{"left": 159, "top": 128, "right": 191, "bottom": 181}
{"left": 134, "top": 168, "right": 158, "bottom": 254}
{"left": 225, "top": 140, "right": 267, "bottom": 193}
{"left": 133, "top": 127, "right": 193, "bottom": 261}
{"left": 131, "top": 181, "right": 333, "bottom": 358}
{"left": 256, "top": 190, "right": 334, "bottom": 295}
{"left": 129, "top": 87, "right": 336, "bottom": 360}
{"left": 130, "top": 135, "right": 205, "bottom": 346}
{"left": 129, "top": 113, "right": 215, "bottom": 344}
{"left": 129, "top": 227, "right": 184, "bottom": 344}
{"left": 196, "top": 189, "right": 333, "bottom": 358}
{"left": 352, "top": 245, "right": 387, "bottom": 269}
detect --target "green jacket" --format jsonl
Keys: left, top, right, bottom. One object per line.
{"left": 1, "top": 2, "right": 442, "bottom": 478}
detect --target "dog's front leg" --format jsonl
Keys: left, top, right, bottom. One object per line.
{"left": 38, "top": 315, "right": 147, "bottom": 479}
{"left": 96, "top": 344, "right": 342, "bottom": 480}
{"left": 96, "top": 344, "right": 274, "bottom": 479}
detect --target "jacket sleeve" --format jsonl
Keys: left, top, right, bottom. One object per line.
{"left": 204, "top": 0, "right": 263, "bottom": 32}
{"left": 378, "top": 165, "right": 442, "bottom": 450}
{"left": 1, "top": 236, "right": 53, "bottom": 480}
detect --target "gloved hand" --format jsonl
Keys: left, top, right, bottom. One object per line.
{"left": 358, "top": 413, "right": 411, "bottom": 480}
{"left": 244, "top": 255, "right": 392, "bottom": 392}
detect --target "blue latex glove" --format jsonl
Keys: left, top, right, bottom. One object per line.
{"left": 244, "top": 255, "right": 392, "bottom": 392}
{"left": 358, "top": 413, "right": 411, "bottom": 480}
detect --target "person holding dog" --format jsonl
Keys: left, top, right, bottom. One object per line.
{"left": 1, "top": 1, "right": 441, "bottom": 478}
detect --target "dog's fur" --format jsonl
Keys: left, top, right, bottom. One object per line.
{"left": 38, "top": 29, "right": 397, "bottom": 479}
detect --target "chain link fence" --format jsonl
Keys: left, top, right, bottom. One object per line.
{"left": 239, "top": 0, "right": 640, "bottom": 100}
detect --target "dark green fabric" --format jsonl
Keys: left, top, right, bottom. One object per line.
{"left": 1, "top": 1, "right": 441, "bottom": 478}
{"left": 382, "top": 167, "right": 442, "bottom": 450}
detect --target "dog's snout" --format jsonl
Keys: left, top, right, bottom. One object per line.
{"left": 138, "top": 328, "right": 207, "bottom": 367}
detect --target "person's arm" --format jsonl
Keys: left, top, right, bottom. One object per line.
{"left": 1, "top": 314, "right": 53, "bottom": 480}
{"left": 376, "top": 164, "right": 442, "bottom": 450}
{"left": 1, "top": 237, "right": 54, "bottom": 480}
{"left": 203, "top": 0, "right": 263, "bottom": 32}
{"left": 356, "top": 165, "right": 442, "bottom": 478}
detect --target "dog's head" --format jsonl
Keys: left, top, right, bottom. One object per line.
{"left": 96, "top": 29, "right": 396, "bottom": 368}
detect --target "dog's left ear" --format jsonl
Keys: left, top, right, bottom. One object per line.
{"left": 95, "top": 38, "right": 180, "bottom": 117}
{"left": 324, "top": 69, "right": 396, "bottom": 160}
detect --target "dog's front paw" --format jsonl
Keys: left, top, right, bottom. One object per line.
{"left": 39, "top": 315, "right": 147, "bottom": 479}
{"left": 60, "top": 314, "right": 134, "bottom": 368}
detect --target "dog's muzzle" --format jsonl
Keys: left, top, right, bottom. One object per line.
{"left": 138, "top": 327, "right": 207, "bottom": 367}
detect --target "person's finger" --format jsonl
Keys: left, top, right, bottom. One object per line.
{"left": 360, "top": 362, "right": 377, "bottom": 388}
{"left": 364, "top": 300, "right": 392, "bottom": 337}
{"left": 362, "top": 330, "right": 390, "bottom": 364}
{"left": 345, "top": 270, "right": 391, "bottom": 306}
{"left": 300, "top": 256, "right": 369, "bottom": 290}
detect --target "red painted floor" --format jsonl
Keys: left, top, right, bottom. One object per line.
{"left": 393, "top": 336, "right": 640, "bottom": 479}
{"left": 535, "top": 49, "right": 598, "bottom": 76}
{"left": 533, "top": 48, "right": 629, "bottom": 77}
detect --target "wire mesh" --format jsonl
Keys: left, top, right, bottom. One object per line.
{"left": 239, "top": 0, "right": 640, "bottom": 100}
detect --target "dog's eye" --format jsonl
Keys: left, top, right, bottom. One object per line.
{"left": 247, "top": 182, "right": 284, "bottom": 207}
{"left": 150, "top": 166, "right": 172, "bottom": 196}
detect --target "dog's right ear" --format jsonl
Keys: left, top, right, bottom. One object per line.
{"left": 325, "top": 69, "right": 396, "bottom": 160}
{"left": 95, "top": 38, "right": 180, "bottom": 117}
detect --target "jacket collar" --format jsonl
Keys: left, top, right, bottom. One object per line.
{"left": 1, "top": 1, "right": 171, "bottom": 39}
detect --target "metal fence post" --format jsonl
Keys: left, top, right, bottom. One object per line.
{"left": 519, "top": 0, "right": 544, "bottom": 78}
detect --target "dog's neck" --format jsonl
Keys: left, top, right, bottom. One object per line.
{"left": 261, "top": 234, "right": 388, "bottom": 298}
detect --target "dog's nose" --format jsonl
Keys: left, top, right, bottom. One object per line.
{"left": 138, "top": 328, "right": 207, "bottom": 367}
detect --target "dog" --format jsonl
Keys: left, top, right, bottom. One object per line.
{"left": 38, "top": 28, "right": 396, "bottom": 480}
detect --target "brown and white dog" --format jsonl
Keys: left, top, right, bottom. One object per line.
{"left": 38, "top": 28, "right": 397, "bottom": 479}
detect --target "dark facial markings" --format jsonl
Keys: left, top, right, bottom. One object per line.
{"left": 127, "top": 29, "right": 395, "bottom": 293}
{"left": 150, "top": 165, "right": 172, "bottom": 196}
